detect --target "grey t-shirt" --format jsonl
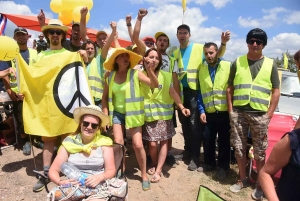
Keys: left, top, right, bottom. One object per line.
{"left": 228, "top": 57, "right": 280, "bottom": 111}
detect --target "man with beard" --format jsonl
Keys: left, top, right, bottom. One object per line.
{"left": 2, "top": 27, "right": 37, "bottom": 156}
{"left": 32, "top": 19, "right": 87, "bottom": 192}
{"left": 197, "top": 42, "right": 231, "bottom": 180}
{"left": 37, "top": 9, "right": 81, "bottom": 52}
{"left": 132, "top": 9, "right": 181, "bottom": 168}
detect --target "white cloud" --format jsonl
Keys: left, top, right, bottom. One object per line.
{"left": 238, "top": 7, "right": 288, "bottom": 28}
{"left": 283, "top": 11, "right": 300, "bottom": 25}
{"left": 193, "top": 0, "right": 232, "bottom": 9}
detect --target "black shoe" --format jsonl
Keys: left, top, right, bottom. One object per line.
{"left": 188, "top": 157, "right": 199, "bottom": 171}
{"left": 197, "top": 164, "right": 216, "bottom": 172}
{"left": 166, "top": 154, "right": 179, "bottom": 168}
{"left": 33, "top": 177, "right": 50, "bottom": 192}
{"left": 174, "top": 151, "right": 191, "bottom": 161}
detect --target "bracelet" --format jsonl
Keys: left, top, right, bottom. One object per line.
{"left": 181, "top": 107, "right": 185, "bottom": 111}
{"left": 126, "top": 23, "right": 131, "bottom": 26}
{"left": 221, "top": 43, "right": 226, "bottom": 46}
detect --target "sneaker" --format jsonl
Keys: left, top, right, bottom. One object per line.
{"left": 34, "top": 141, "right": 44, "bottom": 149}
{"left": 165, "top": 154, "right": 179, "bottom": 168}
{"left": 251, "top": 184, "right": 264, "bottom": 200}
{"left": 23, "top": 142, "right": 31, "bottom": 156}
{"left": 33, "top": 177, "right": 50, "bottom": 192}
{"left": 229, "top": 179, "right": 249, "bottom": 193}
{"left": 216, "top": 167, "right": 227, "bottom": 180}
{"left": 174, "top": 151, "right": 191, "bottom": 161}
{"left": 197, "top": 164, "right": 216, "bottom": 172}
{"left": 187, "top": 157, "right": 199, "bottom": 171}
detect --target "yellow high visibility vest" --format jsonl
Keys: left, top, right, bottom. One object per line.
{"left": 173, "top": 43, "right": 204, "bottom": 90}
{"left": 87, "top": 58, "right": 104, "bottom": 100}
{"left": 10, "top": 48, "right": 37, "bottom": 92}
{"left": 108, "top": 69, "right": 144, "bottom": 128}
{"left": 199, "top": 60, "right": 231, "bottom": 113}
{"left": 233, "top": 55, "right": 273, "bottom": 112}
{"left": 141, "top": 70, "right": 174, "bottom": 122}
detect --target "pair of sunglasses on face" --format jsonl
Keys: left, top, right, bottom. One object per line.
{"left": 48, "top": 29, "right": 63, "bottom": 36}
{"left": 82, "top": 121, "right": 99, "bottom": 129}
{"left": 248, "top": 39, "right": 263, "bottom": 45}
{"left": 145, "top": 41, "right": 154, "bottom": 46}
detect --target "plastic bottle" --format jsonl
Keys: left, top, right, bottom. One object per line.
{"left": 61, "top": 162, "right": 88, "bottom": 186}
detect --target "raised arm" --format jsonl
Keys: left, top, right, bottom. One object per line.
{"left": 114, "top": 31, "right": 121, "bottom": 48}
{"left": 126, "top": 15, "right": 135, "bottom": 44}
{"left": 133, "top": 9, "right": 148, "bottom": 56}
{"left": 37, "top": 9, "right": 46, "bottom": 28}
{"left": 101, "top": 21, "right": 117, "bottom": 60}
{"left": 217, "top": 30, "right": 230, "bottom": 58}
{"left": 80, "top": 7, "right": 89, "bottom": 42}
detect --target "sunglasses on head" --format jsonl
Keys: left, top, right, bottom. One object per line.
{"left": 145, "top": 41, "right": 154, "bottom": 45}
{"left": 48, "top": 29, "right": 63, "bottom": 35}
{"left": 248, "top": 39, "right": 263, "bottom": 45}
{"left": 82, "top": 121, "right": 99, "bottom": 129}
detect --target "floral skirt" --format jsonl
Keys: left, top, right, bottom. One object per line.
{"left": 142, "top": 119, "right": 176, "bottom": 142}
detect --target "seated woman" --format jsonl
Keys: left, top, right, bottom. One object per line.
{"left": 48, "top": 105, "right": 116, "bottom": 201}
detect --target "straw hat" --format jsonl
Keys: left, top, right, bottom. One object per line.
{"left": 73, "top": 105, "right": 109, "bottom": 127}
{"left": 103, "top": 48, "right": 142, "bottom": 71}
{"left": 41, "top": 19, "right": 69, "bottom": 32}
{"left": 154, "top": 32, "right": 170, "bottom": 40}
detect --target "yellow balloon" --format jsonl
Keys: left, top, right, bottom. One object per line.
{"left": 58, "top": 10, "right": 73, "bottom": 25}
{"left": 50, "top": 0, "right": 63, "bottom": 13}
{"left": 72, "top": 6, "right": 90, "bottom": 23}
{"left": 61, "top": 0, "right": 80, "bottom": 11}
{"left": 80, "top": 0, "right": 93, "bottom": 10}
{"left": 0, "top": 36, "right": 19, "bottom": 61}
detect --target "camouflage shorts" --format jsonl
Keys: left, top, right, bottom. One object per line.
{"left": 229, "top": 110, "right": 270, "bottom": 161}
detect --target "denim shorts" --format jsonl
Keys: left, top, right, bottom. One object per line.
{"left": 112, "top": 111, "right": 125, "bottom": 125}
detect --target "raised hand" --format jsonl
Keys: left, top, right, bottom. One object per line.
{"left": 37, "top": 9, "right": 46, "bottom": 26}
{"left": 126, "top": 15, "right": 132, "bottom": 24}
{"left": 110, "top": 21, "right": 117, "bottom": 31}
{"left": 80, "top": 7, "right": 88, "bottom": 16}
{"left": 221, "top": 30, "right": 230, "bottom": 44}
{"left": 137, "top": 9, "right": 148, "bottom": 20}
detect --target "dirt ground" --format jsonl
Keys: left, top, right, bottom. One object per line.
{"left": 0, "top": 117, "right": 259, "bottom": 201}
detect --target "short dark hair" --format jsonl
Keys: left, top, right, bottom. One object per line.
{"left": 294, "top": 50, "right": 300, "bottom": 62}
{"left": 177, "top": 24, "right": 190, "bottom": 34}
{"left": 81, "top": 39, "right": 97, "bottom": 57}
{"left": 246, "top": 28, "right": 268, "bottom": 46}
{"left": 143, "top": 48, "right": 162, "bottom": 72}
{"left": 204, "top": 42, "right": 218, "bottom": 51}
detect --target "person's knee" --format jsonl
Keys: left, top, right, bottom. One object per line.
{"left": 132, "top": 140, "right": 144, "bottom": 151}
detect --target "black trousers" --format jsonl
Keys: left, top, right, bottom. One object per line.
{"left": 203, "top": 112, "right": 230, "bottom": 169}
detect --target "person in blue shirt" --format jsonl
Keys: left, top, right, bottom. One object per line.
{"left": 197, "top": 42, "right": 231, "bottom": 180}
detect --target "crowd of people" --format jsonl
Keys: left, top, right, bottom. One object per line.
{"left": 0, "top": 6, "right": 300, "bottom": 201}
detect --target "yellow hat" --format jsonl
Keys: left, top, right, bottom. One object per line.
{"left": 104, "top": 48, "right": 142, "bottom": 71}
{"left": 96, "top": 30, "right": 108, "bottom": 37}
{"left": 41, "top": 19, "right": 69, "bottom": 32}
{"left": 154, "top": 32, "right": 169, "bottom": 40}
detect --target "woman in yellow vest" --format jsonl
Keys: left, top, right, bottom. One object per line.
{"left": 102, "top": 48, "right": 159, "bottom": 191}
{"left": 140, "top": 48, "right": 190, "bottom": 183}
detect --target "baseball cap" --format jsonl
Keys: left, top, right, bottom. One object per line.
{"left": 96, "top": 30, "right": 108, "bottom": 37}
{"left": 142, "top": 36, "right": 156, "bottom": 43}
{"left": 72, "top": 22, "right": 80, "bottom": 28}
{"left": 14, "top": 27, "right": 28, "bottom": 35}
{"left": 154, "top": 32, "right": 169, "bottom": 40}
{"left": 177, "top": 24, "right": 190, "bottom": 33}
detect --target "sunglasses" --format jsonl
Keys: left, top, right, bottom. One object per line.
{"left": 82, "top": 121, "right": 99, "bottom": 129}
{"left": 145, "top": 41, "right": 154, "bottom": 46}
{"left": 248, "top": 39, "right": 263, "bottom": 45}
{"left": 48, "top": 29, "right": 63, "bottom": 35}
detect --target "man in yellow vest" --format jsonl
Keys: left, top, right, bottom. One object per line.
{"left": 227, "top": 28, "right": 280, "bottom": 199}
{"left": 173, "top": 24, "right": 230, "bottom": 171}
{"left": 3, "top": 27, "right": 37, "bottom": 156}
{"left": 132, "top": 8, "right": 181, "bottom": 168}
{"left": 197, "top": 42, "right": 231, "bottom": 180}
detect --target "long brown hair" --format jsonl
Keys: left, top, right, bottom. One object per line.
{"left": 143, "top": 48, "right": 162, "bottom": 72}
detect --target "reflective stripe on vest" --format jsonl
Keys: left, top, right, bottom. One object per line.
{"left": 10, "top": 48, "right": 37, "bottom": 92}
{"left": 233, "top": 55, "right": 273, "bottom": 111}
{"left": 88, "top": 58, "right": 104, "bottom": 99}
{"left": 141, "top": 71, "right": 174, "bottom": 122}
{"left": 108, "top": 69, "right": 144, "bottom": 128}
{"left": 199, "top": 60, "right": 230, "bottom": 113}
{"left": 173, "top": 43, "right": 203, "bottom": 90}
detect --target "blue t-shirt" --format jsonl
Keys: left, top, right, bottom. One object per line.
{"left": 179, "top": 43, "right": 193, "bottom": 88}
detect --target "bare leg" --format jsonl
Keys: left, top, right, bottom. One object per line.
{"left": 156, "top": 140, "right": 168, "bottom": 173}
{"left": 43, "top": 140, "right": 55, "bottom": 168}
{"left": 167, "top": 138, "right": 172, "bottom": 152}
{"left": 148, "top": 141, "right": 158, "bottom": 166}
{"left": 113, "top": 124, "right": 126, "bottom": 171}
{"left": 236, "top": 155, "right": 247, "bottom": 180}
{"left": 129, "top": 127, "right": 148, "bottom": 181}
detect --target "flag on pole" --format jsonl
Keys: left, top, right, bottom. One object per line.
{"left": 0, "top": 14, "right": 8, "bottom": 36}
{"left": 182, "top": 0, "right": 187, "bottom": 24}
{"left": 283, "top": 53, "right": 288, "bottom": 69}
{"left": 17, "top": 51, "right": 93, "bottom": 137}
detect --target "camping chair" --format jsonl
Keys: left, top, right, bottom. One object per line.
{"left": 34, "top": 143, "right": 127, "bottom": 199}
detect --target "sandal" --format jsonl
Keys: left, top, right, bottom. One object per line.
{"left": 150, "top": 172, "right": 162, "bottom": 183}
{"left": 147, "top": 165, "right": 156, "bottom": 175}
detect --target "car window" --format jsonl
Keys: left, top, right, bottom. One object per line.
{"left": 281, "top": 74, "right": 300, "bottom": 96}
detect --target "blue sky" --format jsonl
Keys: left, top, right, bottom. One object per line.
{"left": 0, "top": 0, "right": 299, "bottom": 61}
